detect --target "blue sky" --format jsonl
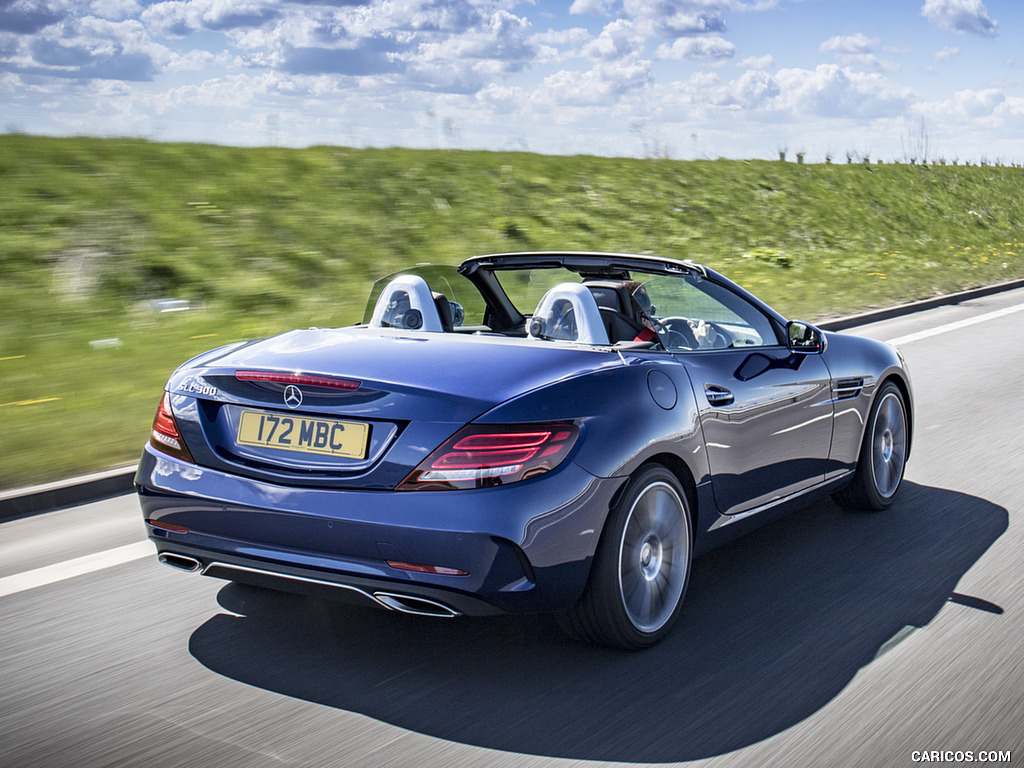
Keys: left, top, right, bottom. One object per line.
{"left": 1, "top": 0, "right": 1020, "bottom": 161}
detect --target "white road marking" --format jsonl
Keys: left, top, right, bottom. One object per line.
{"left": 886, "top": 303, "right": 1024, "bottom": 346}
{"left": 0, "top": 540, "right": 152, "bottom": 599}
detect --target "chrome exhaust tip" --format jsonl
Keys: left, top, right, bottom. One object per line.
{"left": 373, "top": 592, "right": 460, "bottom": 618}
{"left": 158, "top": 553, "right": 203, "bottom": 573}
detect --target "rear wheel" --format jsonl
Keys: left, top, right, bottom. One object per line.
{"left": 560, "top": 465, "right": 692, "bottom": 650}
{"left": 833, "top": 381, "right": 908, "bottom": 511}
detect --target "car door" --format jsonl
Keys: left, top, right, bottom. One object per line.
{"left": 680, "top": 347, "right": 834, "bottom": 516}
{"left": 638, "top": 273, "right": 834, "bottom": 517}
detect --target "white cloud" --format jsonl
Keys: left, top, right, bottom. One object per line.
{"left": 6, "top": 14, "right": 169, "bottom": 80}
{"left": 774, "top": 64, "right": 912, "bottom": 119}
{"left": 537, "top": 68, "right": 610, "bottom": 107}
{"left": 819, "top": 33, "right": 899, "bottom": 74}
{"left": 392, "top": 10, "right": 537, "bottom": 91}
{"left": 141, "top": 0, "right": 279, "bottom": 38}
{"left": 921, "top": 0, "right": 997, "bottom": 37}
{"left": 531, "top": 27, "right": 591, "bottom": 49}
{"left": 475, "top": 82, "right": 527, "bottom": 114}
{"left": 994, "top": 97, "right": 1024, "bottom": 126}
{"left": 719, "top": 69, "right": 780, "bottom": 108}
{"left": 529, "top": 27, "right": 591, "bottom": 63}
{"left": 90, "top": 0, "right": 142, "bottom": 21}
{"left": 537, "top": 55, "right": 652, "bottom": 107}
{"left": 622, "top": 0, "right": 727, "bottom": 37}
{"left": 656, "top": 36, "right": 736, "bottom": 64}
{"left": 820, "top": 33, "right": 878, "bottom": 55}
{"left": 154, "top": 71, "right": 318, "bottom": 112}
{"left": 928, "top": 87, "right": 1005, "bottom": 118}
{"left": 0, "top": 0, "right": 76, "bottom": 34}
{"left": 164, "top": 47, "right": 229, "bottom": 73}
{"left": 934, "top": 46, "right": 959, "bottom": 63}
{"left": 412, "top": 10, "right": 533, "bottom": 62}
{"left": 739, "top": 54, "right": 774, "bottom": 70}
{"left": 634, "top": 64, "right": 909, "bottom": 120}
{"left": 584, "top": 19, "right": 643, "bottom": 60}
{"left": 569, "top": 0, "right": 613, "bottom": 14}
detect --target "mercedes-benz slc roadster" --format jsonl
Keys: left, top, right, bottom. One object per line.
{"left": 136, "top": 251, "right": 912, "bottom": 649}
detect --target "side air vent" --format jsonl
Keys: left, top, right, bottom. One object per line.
{"left": 833, "top": 378, "right": 864, "bottom": 400}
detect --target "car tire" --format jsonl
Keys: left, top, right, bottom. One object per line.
{"left": 833, "top": 381, "right": 908, "bottom": 511}
{"left": 559, "top": 465, "right": 692, "bottom": 650}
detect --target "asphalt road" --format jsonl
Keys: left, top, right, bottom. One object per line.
{"left": 2, "top": 288, "right": 1023, "bottom": 768}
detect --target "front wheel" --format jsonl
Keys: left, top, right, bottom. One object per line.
{"left": 559, "top": 465, "right": 692, "bottom": 650}
{"left": 833, "top": 381, "right": 908, "bottom": 511}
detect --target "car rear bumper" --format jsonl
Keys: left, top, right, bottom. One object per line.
{"left": 136, "top": 445, "right": 623, "bottom": 615}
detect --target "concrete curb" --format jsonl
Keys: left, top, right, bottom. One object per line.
{"left": 816, "top": 277, "right": 1024, "bottom": 332}
{"left": 0, "top": 465, "right": 137, "bottom": 521}
{"left": 3, "top": 276, "right": 1024, "bottom": 520}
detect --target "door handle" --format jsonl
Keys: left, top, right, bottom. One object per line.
{"left": 704, "top": 384, "right": 734, "bottom": 406}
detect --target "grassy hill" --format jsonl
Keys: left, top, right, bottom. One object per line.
{"left": 1, "top": 134, "right": 1023, "bottom": 488}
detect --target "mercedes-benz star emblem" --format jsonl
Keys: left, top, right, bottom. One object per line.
{"left": 284, "top": 385, "right": 303, "bottom": 409}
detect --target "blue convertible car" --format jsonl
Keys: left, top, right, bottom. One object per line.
{"left": 137, "top": 251, "right": 912, "bottom": 649}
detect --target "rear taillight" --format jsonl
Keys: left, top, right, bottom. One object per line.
{"left": 149, "top": 392, "right": 193, "bottom": 463}
{"left": 398, "top": 423, "right": 578, "bottom": 490}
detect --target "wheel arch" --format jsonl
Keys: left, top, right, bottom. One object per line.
{"left": 609, "top": 453, "right": 700, "bottom": 543}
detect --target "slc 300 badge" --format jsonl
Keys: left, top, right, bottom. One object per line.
{"left": 180, "top": 379, "right": 218, "bottom": 397}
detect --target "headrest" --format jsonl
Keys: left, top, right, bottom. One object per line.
{"left": 368, "top": 274, "right": 446, "bottom": 332}
{"left": 528, "top": 282, "right": 610, "bottom": 345}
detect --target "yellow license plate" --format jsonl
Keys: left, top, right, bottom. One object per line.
{"left": 237, "top": 410, "right": 369, "bottom": 459}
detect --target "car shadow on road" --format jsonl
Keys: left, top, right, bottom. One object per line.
{"left": 188, "top": 482, "right": 1006, "bottom": 762}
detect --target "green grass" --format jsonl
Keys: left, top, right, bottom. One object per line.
{"left": 2, "top": 135, "right": 1023, "bottom": 488}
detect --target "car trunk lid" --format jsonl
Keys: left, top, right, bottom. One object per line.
{"left": 165, "top": 327, "right": 616, "bottom": 489}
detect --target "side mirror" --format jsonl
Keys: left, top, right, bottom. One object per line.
{"left": 787, "top": 321, "right": 826, "bottom": 354}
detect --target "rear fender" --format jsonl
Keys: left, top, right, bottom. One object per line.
{"left": 478, "top": 357, "right": 709, "bottom": 483}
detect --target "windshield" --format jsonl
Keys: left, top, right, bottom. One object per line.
{"left": 637, "top": 275, "right": 779, "bottom": 349}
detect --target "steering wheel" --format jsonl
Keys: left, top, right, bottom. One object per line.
{"left": 659, "top": 317, "right": 732, "bottom": 349}
{"left": 700, "top": 320, "right": 732, "bottom": 348}
{"left": 656, "top": 317, "right": 698, "bottom": 349}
